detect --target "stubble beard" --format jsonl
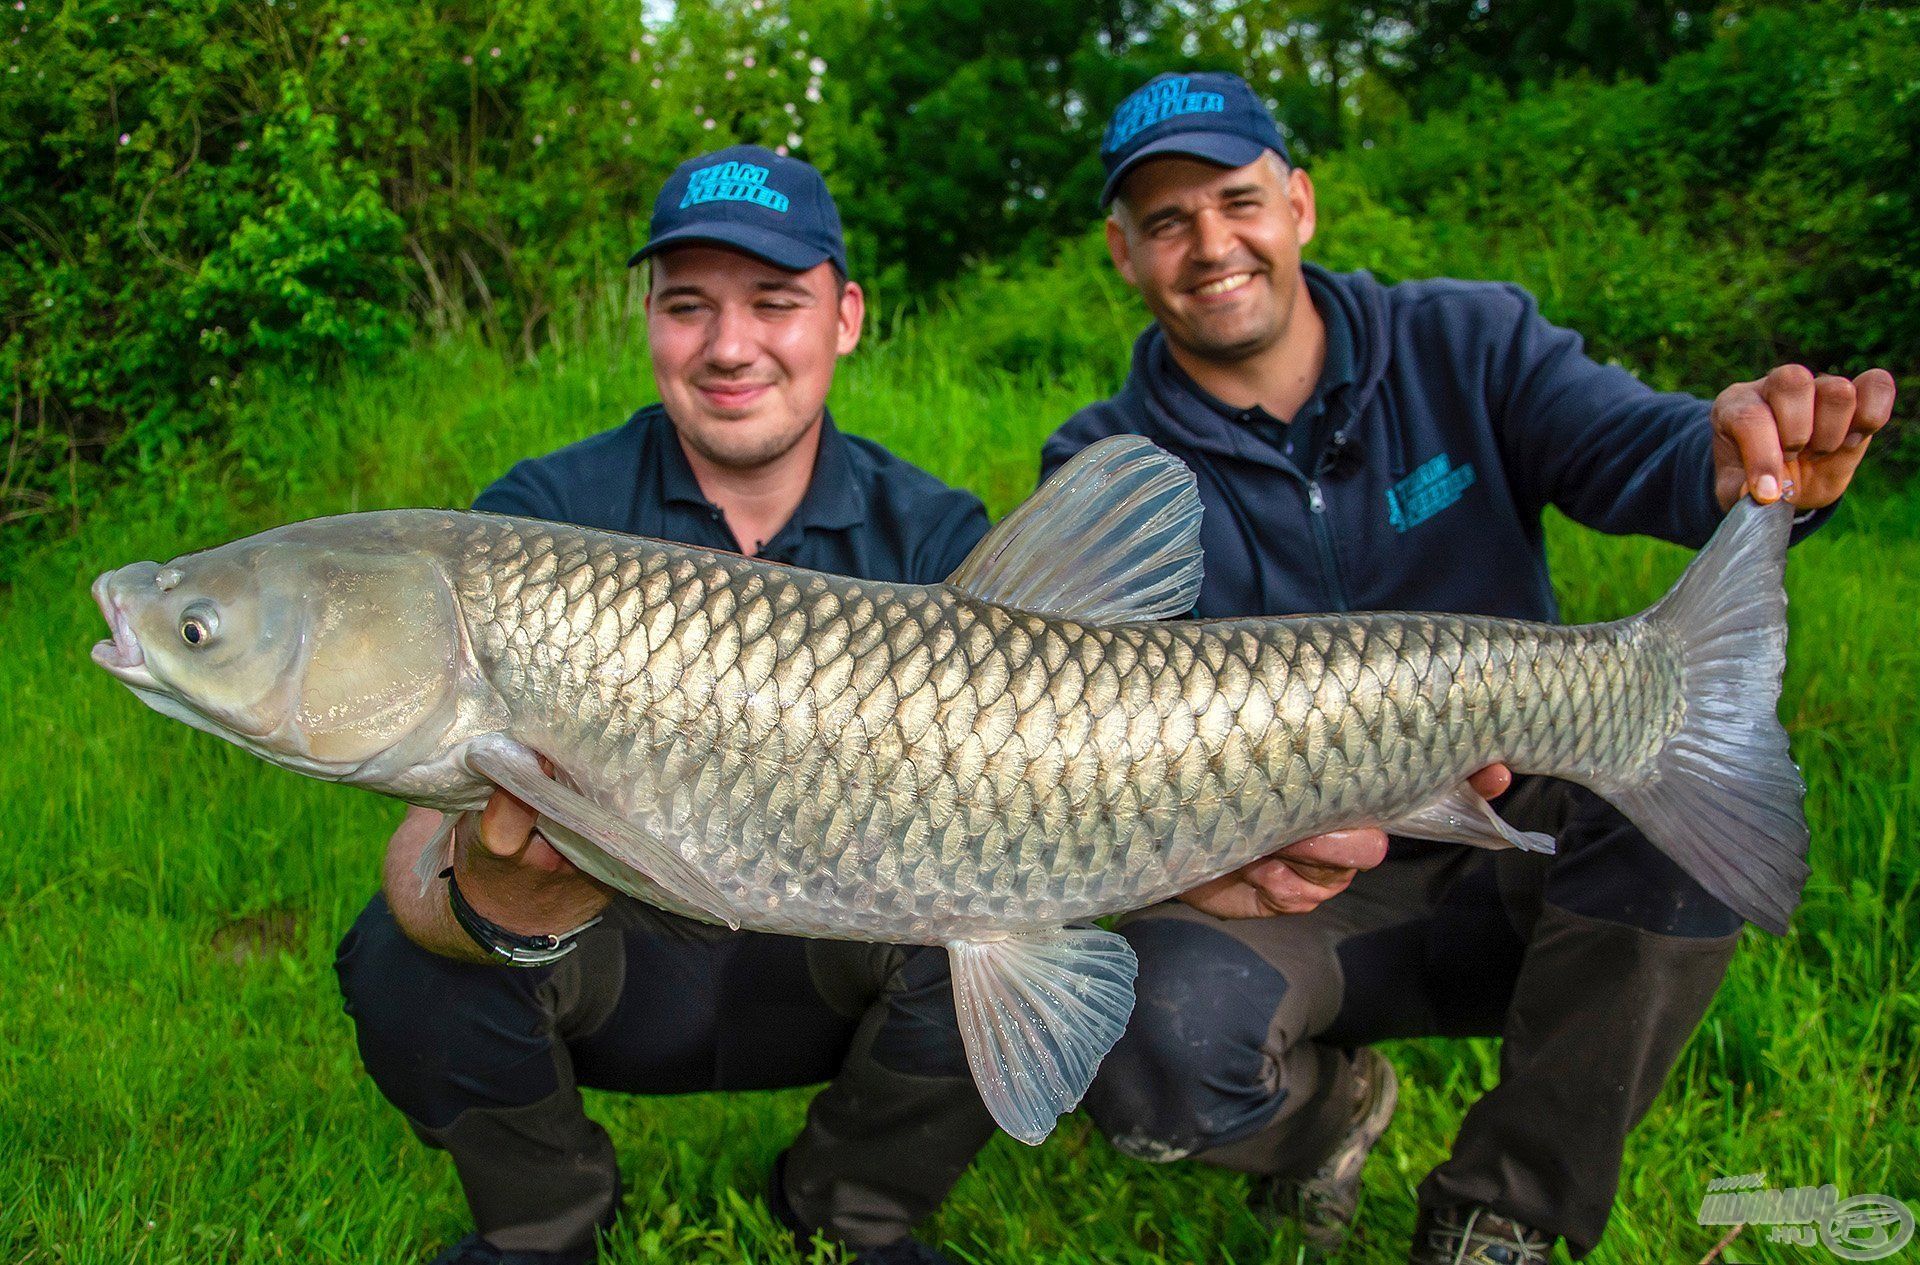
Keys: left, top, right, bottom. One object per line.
{"left": 1165, "top": 276, "right": 1294, "bottom": 368}
{"left": 675, "top": 408, "right": 822, "bottom": 474}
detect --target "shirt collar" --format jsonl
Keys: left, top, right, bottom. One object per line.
{"left": 657, "top": 408, "right": 866, "bottom": 533}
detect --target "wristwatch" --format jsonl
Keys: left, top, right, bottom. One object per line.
{"left": 440, "top": 865, "right": 603, "bottom": 966}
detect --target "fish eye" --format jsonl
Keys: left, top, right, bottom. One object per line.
{"left": 180, "top": 604, "right": 218, "bottom": 648}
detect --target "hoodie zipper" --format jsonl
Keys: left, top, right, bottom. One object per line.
{"left": 1305, "top": 475, "right": 1350, "bottom": 612}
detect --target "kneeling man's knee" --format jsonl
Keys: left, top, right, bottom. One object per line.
{"left": 334, "top": 893, "right": 559, "bottom": 1128}
{"left": 1084, "top": 918, "right": 1291, "bottom": 1163}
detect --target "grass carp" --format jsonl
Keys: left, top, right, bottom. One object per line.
{"left": 90, "top": 437, "right": 1809, "bottom": 1143}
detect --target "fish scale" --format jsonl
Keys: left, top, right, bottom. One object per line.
{"left": 450, "top": 515, "right": 1674, "bottom": 943}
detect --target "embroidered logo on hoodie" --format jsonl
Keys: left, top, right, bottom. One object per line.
{"left": 1387, "top": 453, "right": 1475, "bottom": 532}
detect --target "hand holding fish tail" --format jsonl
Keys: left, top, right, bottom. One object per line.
{"left": 1710, "top": 365, "right": 1895, "bottom": 510}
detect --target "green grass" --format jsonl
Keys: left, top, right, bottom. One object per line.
{"left": 2, "top": 279, "right": 1915, "bottom": 1264}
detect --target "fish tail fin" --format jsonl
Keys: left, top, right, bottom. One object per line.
{"left": 1612, "top": 497, "right": 1810, "bottom": 934}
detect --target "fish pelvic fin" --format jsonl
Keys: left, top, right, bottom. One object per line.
{"left": 1615, "top": 496, "right": 1810, "bottom": 935}
{"left": 946, "top": 436, "right": 1204, "bottom": 624}
{"left": 947, "top": 926, "right": 1139, "bottom": 1145}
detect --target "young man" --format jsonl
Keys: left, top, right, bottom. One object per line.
{"left": 333, "top": 146, "right": 993, "bottom": 1265}
{"left": 1046, "top": 72, "right": 1894, "bottom": 1263}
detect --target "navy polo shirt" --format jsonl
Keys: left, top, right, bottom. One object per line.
{"left": 473, "top": 404, "right": 991, "bottom": 586}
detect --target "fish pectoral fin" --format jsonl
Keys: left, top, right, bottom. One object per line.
{"left": 463, "top": 736, "right": 739, "bottom": 929}
{"left": 945, "top": 435, "right": 1204, "bottom": 624}
{"left": 947, "top": 926, "right": 1139, "bottom": 1146}
{"left": 411, "top": 809, "right": 466, "bottom": 898}
{"left": 1383, "top": 783, "right": 1556, "bottom": 854}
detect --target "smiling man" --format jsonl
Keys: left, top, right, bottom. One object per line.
{"left": 333, "top": 146, "right": 993, "bottom": 1265}
{"left": 1044, "top": 71, "right": 1894, "bottom": 1264}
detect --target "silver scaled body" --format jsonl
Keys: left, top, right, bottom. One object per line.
{"left": 444, "top": 514, "right": 1677, "bottom": 942}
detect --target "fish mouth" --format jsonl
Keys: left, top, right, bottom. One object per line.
{"left": 91, "top": 568, "right": 159, "bottom": 688}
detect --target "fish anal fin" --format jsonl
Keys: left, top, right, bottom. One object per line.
{"left": 947, "top": 926, "right": 1139, "bottom": 1145}
{"left": 463, "top": 735, "right": 739, "bottom": 929}
{"left": 1384, "top": 783, "right": 1556, "bottom": 854}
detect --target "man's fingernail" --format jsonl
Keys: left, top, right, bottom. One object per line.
{"left": 1845, "top": 433, "right": 1867, "bottom": 448}
{"left": 1755, "top": 474, "right": 1780, "bottom": 501}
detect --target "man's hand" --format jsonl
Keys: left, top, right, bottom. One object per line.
{"left": 382, "top": 763, "right": 613, "bottom": 962}
{"left": 1711, "top": 366, "right": 1896, "bottom": 512}
{"left": 454, "top": 771, "right": 614, "bottom": 938}
{"left": 1179, "top": 765, "right": 1514, "bottom": 919}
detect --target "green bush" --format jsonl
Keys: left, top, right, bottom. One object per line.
{"left": 1328, "top": 2, "right": 1920, "bottom": 448}
{"left": 3, "top": 0, "right": 1914, "bottom": 541}
{"left": 0, "top": 0, "right": 822, "bottom": 529}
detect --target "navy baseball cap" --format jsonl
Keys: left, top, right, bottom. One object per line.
{"left": 1099, "top": 72, "right": 1292, "bottom": 207}
{"left": 629, "top": 144, "right": 847, "bottom": 274}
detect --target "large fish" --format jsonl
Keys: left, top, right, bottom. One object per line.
{"left": 90, "top": 438, "right": 1809, "bottom": 1143}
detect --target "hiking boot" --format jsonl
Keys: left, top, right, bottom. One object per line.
{"left": 766, "top": 1149, "right": 958, "bottom": 1265}
{"left": 426, "top": 1232, "right": 597, "bottom": 1265}
{"left": 1408, "top": 1206, "right": 1555, "bottom": 1265}
{"left": 1255, "top": 1046, "right": 1398, "bottom": 1254}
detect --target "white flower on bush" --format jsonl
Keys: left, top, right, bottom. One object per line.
{"left": 808, "top": 56, "right": 825, "bottom": 74}
{"left": 786, "top": 132, "right": 801, "bottom": 149}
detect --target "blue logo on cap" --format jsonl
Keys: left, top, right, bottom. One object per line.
{"left": 1105, "top": 76, "right": 1228, "bottom": 150}
{"left": 680, "top": 161, "right": 790, "bottom": 214}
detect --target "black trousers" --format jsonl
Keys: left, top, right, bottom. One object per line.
{"left": 333, "top": 897, "right": 995, "bottom": 1254}
{"left": 335, "top": 777, "right": 1740, "bottom": 1257}
{"left": 1079, "top": 777, "right": 1743, "bottom": 1257}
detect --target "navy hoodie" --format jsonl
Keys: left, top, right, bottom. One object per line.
{"left": 1043, "top": 264, "right": 1821, "bottom": 622}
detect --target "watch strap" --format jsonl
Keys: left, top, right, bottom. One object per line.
{"left": 440, "top": 865, "right": 603, "bottom": 967}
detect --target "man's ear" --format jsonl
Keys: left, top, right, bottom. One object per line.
{"left": 1105, "top": 215, "right": 1139, "bottom": 288}
{"left": 1289, "top": 167, "right": 1317, "bottom": 248}
{"left": 836, "top": 279, "right": 866, "bottom": 355}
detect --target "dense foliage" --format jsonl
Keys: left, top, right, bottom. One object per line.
{"left": 2, "top": 0, "right": 1915, "bottom": 536}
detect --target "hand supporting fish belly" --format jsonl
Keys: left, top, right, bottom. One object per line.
{"left": 91, "top": 437, "right": 1809, "bottom": 1144}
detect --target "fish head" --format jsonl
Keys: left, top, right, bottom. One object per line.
{"left": 92, "top": 529, "right": 463, "bottom": 778}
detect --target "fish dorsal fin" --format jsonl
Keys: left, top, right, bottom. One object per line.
{"left": 947, "top": 436, "right": 1203, "bottom": 624}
